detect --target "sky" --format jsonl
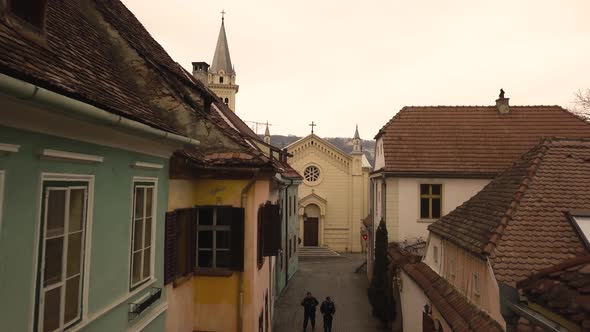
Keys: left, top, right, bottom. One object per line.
{"left": 122, "top": 0, "right": 590, "bottom": 138}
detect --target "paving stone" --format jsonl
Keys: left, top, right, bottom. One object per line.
{"left": 273, "top": 254, "right": 388, "bottom": 332}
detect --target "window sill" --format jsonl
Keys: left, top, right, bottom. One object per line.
{"left": 172, "top": 273, "right": 193, "bottom": 288}
{"left": 194, "top": 268, "right": 233, "bottom": 277}
{"left": 417, "top": 218, "right": 438, "bottom": 223}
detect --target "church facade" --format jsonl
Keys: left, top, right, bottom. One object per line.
{"left": 286, "top": 127, "right": 371, "bottom": 252}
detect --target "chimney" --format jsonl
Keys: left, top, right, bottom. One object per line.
{"left": 496, "top": 88, "right": 510, "bottom": 114}
{"left": 192, "top": 62, "right": 210, "bottom": 85}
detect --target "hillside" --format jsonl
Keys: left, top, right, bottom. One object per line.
{"left": 263, "top": 135, "right": 376, "bottom": 166}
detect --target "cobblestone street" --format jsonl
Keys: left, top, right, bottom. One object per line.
{"left": 273, "top": 254, "right": 388, "bottom": 332}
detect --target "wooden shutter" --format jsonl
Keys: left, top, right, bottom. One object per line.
{"left": 230, "top": 207, "right": 245, "bottom": 271}
{"left": 164, "top": 211, "right": 178, "bottom": 285}
{"left": 262, "top": 202, "right": 282, "bottom": 256}
{"left": 189, "top": 208, "right": 197, "bottom": 273}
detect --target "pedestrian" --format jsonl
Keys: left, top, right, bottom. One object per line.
{"left": 320, "top": 296, "right": 336, "bottom": 332}
{"left": 301, "top": 291, "right": 319, "bottom": 331}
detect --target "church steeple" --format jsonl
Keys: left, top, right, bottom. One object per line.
{"left": 210, "top": 12, "right": 234, "bottom": 75}
{"left": 193, "top": 11, "right": 239, "bottom": 112}
{"left": 352, "top": 124, "right": 362, "bottom": 153}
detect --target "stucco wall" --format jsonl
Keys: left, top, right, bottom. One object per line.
{"left": 0, "top": 125, "right": 170, "bottom": 332}
{"left": 400, "top": 271, "right": 429, "bottom": 332}
{"left": 425, "top": 235, "right": 504, "bottom": 327}
{"left": 166, "top": 179, "right": 274, "bottom": 332}
{"left": 386, "top": 177, "right": 490, "bottom": 243}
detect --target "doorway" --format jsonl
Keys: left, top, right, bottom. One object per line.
{"left": 304, "top": 217, "right": 319, "bottom": 246}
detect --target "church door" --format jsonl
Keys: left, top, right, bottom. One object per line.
{"left": 304, "top": 218, "right": 319, "bottom": 246}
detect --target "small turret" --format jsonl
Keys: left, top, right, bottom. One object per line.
{"left": 264, "top": 123, "right": 271, "bottom": 144}
{"left": 352, "top": 124, "right": 362, "bottom": 153}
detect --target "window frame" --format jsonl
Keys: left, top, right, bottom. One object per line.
{"left": 0, "top": 170, "right": 4, "bottom": 235}
{"left": 566, "top": 211, "right": 590, "bottom": 250}
{"left": 419, "top": 184, "right": 442, "bottom": 220}
{"left": 33, "top": 174, "right": 94, "bottom": 332}
{"left": 472, "top": 272, "right": 480, "bottom": 296}
{"left": 129, "top": 178, "right": 158, "bottom": 290}
{"left": 196, "top": 206, "right": 232, "bottom": 270}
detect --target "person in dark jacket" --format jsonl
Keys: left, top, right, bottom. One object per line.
{"left": 301, "top": 291, "right": 319, "bottom": 331}
{"left": 320, "top": 297, "right": 336, "bottom": 332}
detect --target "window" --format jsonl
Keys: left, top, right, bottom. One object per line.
{"left": 197, "top": 207, "right": 232, "bottom": 269}
{"left": 9, "top": 0, "right": 47, "bottom": 29}
{"left": 449, "top": 258, "right": 456, "bottom": 279}
{"left": 420, "top": 184, "right": 442, "bottom": 219}
{"left": 37, "top": 182, "right": 88, "bottom": 331}
{"left": 130, "top": 182, "right": 156, "bottom": 289}
{"left": 472, "top": 273, "right": 480, "bottom": 296}
{"left": 219, "top": 76, "right": 224, "bottom": 83}
{"left": 288, "top": 238, "right": 292, "bottom": 259}
{"left": 433, "top": 245, "right": 438, "bottom": 264}
{"left": 224, "top": 97, "right": 229, "bottom": 104}
{"left": 288, "top": 196, "right": 292, "bottom": 217}
{"left": 304, "top": 165, "right": 320, "bottom": 183}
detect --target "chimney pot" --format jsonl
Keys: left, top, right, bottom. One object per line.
{"left": 496, "top": 89, "right": 510, "bottom": 114}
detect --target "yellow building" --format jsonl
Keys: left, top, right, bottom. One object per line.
{"left": 287, "top": 126, "right": 371, "bottom": 252}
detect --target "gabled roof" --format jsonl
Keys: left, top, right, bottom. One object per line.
{"left": 517, "top": 255, "right": 590, "bottom": 330}
{"left": 286, "top": 133, "right": 352, "bottom": 161}
{"left": 388, "top": 244, "right": 504, "bottom": 332}
{"left": 210, "top": 19, "right": 234, "bottom": 75}
{"left": 0, "top": 0, "right": 214, "bottom": 136}
{"left": 429, "top": 138, "right": 590, "bottom": 284}
{"left": 376, "top": 106, "right": 590, "bottom": 177}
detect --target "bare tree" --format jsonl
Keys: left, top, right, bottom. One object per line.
{"left": 573, "top": 89, "right": 590, "bottom": 119}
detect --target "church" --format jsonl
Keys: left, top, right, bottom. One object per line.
{"left": 286, "top": 126, "right": 371, "bottom": 252}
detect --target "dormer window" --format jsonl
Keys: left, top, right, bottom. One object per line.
{"left": 8, "top": 0, "right": 47, "bottom": 30}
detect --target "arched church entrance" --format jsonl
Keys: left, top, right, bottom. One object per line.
{"left": 303, "top": 204, "right": 320, "bottom": 246}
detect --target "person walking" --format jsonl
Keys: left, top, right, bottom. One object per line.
{"left": 301, "top": 291, "right": 319, "bottom": 331}
{"left": 320, "top": 297, "right": 336, "bottom": 332}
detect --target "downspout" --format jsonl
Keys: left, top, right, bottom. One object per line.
{"left": 284, "top": 178, "right": 293, "bottom": 287}
{"left": 0, "top": 73, "right": 200, "bottom": 146}
{"left": 238, "top": 172, "right": 258, "bottom": 332}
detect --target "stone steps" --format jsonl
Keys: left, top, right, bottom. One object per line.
{"left": 298, "top": 246, "right": 342, "bottom": 260}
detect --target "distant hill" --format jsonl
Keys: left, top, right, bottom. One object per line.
{"left": 262, "top": 135, "right": 376, "bottom": 166}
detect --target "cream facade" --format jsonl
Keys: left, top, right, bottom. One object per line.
{"left": 287, "top": 131, "right": 370, "bottom": 252}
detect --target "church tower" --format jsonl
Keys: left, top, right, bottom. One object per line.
{"left": 192, "top": 13, "right": 239, "bottom": 112}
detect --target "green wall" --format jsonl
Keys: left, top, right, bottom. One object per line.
{"left": 275, "top": 183, "right": 300, "bottom": 296}
{"left": 0, "top": 126, "right": 168, "bottom": 331}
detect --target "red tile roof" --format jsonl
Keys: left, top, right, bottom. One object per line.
{"left": 429, "top": 138, "right": 590, "bottom": 285}
{"left": 388, "top": 244, "right": 504, "bottom": 332}
{"left": 376, "top": 106, "right": 590, "bottom": 177}
{"left": 517, "top": 255, "right": 590, "bottom": 330}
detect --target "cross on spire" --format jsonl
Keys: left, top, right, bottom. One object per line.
{"left": 220, "top": 9, "right": 226, "bottom": 21}
{"left": 309, "top": 121, "right": 317, "bottom": 134}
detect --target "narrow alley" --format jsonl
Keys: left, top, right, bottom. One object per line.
{"left": 273, "top": 254, "right": 388, "bottom": 332}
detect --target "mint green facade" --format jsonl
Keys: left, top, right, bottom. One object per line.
{"left": 275, "top": 183, "right": 300, "bottom": 296}
{"left": 0, "top": 125, "right": 168, "bottom": 331}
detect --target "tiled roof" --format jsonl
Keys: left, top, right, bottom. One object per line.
{"left": 388, "top": 244, "right": 504, "bottom": 332}
{"left": 376, "top": 106, "right": 590, "bottom": 177}
{"left": 429, "top": 138, "right": 590, "bottom": 284}
{"left": 517, "top": 255, "right": 590, "bottom": 330}
{"left": 0, "top": 0, "right": 214, "bottom": 135}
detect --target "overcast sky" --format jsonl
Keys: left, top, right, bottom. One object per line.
{"left": 122, "top": 0, "right": 590, "bottom": 138}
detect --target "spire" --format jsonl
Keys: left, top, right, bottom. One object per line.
{"left": 354, "top": 124, "right": 360, "bottom": 139}
{"left": 264, "top": 122, "right": 271, "bottom": 144}
{"left": 352, "top": 124, "right": 362, "bottom": 153}
{"left": 210, "top": 12, "right": 235, "bottom": 75}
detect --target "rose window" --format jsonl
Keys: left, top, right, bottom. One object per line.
{"left": 304, "top": 165, "right": 320, "bottom": 182}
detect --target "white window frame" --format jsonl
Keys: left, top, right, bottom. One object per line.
{"left": 129, "top": 177, "right": 158, "bottom": 290}
{"left": 0, "top": 170, "right": 5, "bottom": 235}
{"left": 29, "top": 173, "right": 95, "bottom": 332}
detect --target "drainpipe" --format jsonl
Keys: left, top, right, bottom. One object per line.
{"left": 238, "top": 172, "right": 258, "bottom": 332}
{"left": 0, "top": 73, "right": 200, "bottom": 147}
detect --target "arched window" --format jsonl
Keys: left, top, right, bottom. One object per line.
{"left": 224, "top": 98, "right": 229, "bottom": 104}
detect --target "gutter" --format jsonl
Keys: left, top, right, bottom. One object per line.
{"left": 0, "top": 73, "right": 199, "bottom": 147}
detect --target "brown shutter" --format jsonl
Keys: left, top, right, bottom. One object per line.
{"left": 262, "top": 202, "right": 282, "bottom": 256}
{"left": 164, "top": 211, "right": 178, "bottom": 285}
{"left": 230, "top": 207, "right": 245, "bottom": 271}
{"left": 189, "top": 208, "right": 197, "bottom": 273}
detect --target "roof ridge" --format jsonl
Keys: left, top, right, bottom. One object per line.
{"left": 481, "top": 139, "right": 551, "bottom": 256}
{"left": 516, "top": 254, "right": 590, "bottom": 289}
